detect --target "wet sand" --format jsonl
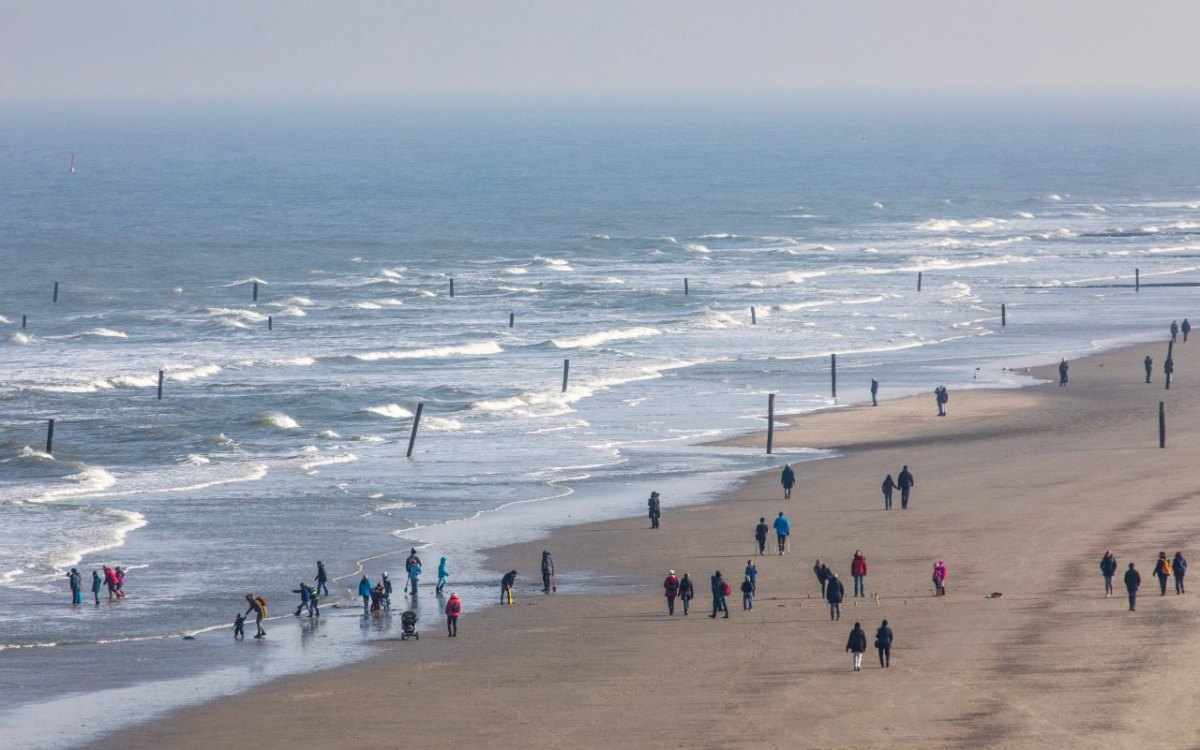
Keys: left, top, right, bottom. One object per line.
{"left": 94, "top": 337, "right": 1199, "bottom": 750}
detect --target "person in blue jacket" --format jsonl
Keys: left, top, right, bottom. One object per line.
{"left": 358, "top": 575, "right": 372, "bottom": 615}
{"left": 67, "top": 568, "right": 82, "bottom": 606}
{"left": 437, "top": 556, "right": 450, "bottom": 595}
{"left": 773, "top": 511, "right": 791, "bottom": 555}
{"left": 407, "top": 562, "right": 422, "bottom": 599}
{"left": 90, "top": 570, "right": 102, "bottom": 605}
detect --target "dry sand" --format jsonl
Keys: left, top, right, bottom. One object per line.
{"left": 96, "top": 338, "right": 1199, "bottom": 750}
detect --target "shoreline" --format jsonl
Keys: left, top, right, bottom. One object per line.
{"left": 84, "top": 331, "right": 1200, "bottom": 749}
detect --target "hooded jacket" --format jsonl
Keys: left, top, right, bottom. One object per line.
{"left": 781, "top": 466, "right": 796, "bottom": 488}
{"left": 826, "top": 576, "right": 845, "bottom": 604}
{"left": 445, "top": 594, "right": 462, "bottom": 617}
{"left": 875, "top": 623, "right": 894, "bottom": 649}
{"left": 664, "top": 574, "right": 680, "bottom": 597}
{"left": 1124, "top": 568, "right": 1141, "bottom": 591}
{"left": 679, "top": 576, "right": 694, "bottom": 599}
{"left": 773, "top": 515, "right": 791, "bottom": 536}
{"left": 1100, "top": 554, "right": 1118, "bottom": 576}
{"left": 846, "top": 625, "right": 868, "bottom": 652}
{"left": 358, "top": 577, "right": 372, "bottom": 597}
{"left": 1173, "top": 553, "right": 1188, "bottom": 576}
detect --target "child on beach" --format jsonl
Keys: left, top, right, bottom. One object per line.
{"left": 233, "top": 612, "right": 246, "bottom": 640}
{"left": 744, "top": 560, "right": 757, "bottom": 593}
{"left": 933, "top": 561, "right": 948, "bottom": 596}
{"left": 437, "top": 556, "right": 449, "bottom": 595}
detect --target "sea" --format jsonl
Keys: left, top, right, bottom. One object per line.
{"left": 2, "top": 95, "right": 1199, "bottom": 746}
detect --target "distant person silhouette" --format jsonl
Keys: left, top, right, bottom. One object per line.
{"left": 780, "top": 464, "right": 796, "bottom": 500}
{"left": 897, "top": 466, "right": 915, "bottom": 509}
{"left": 870, "top": 378, "right": 879, "bottom": 407}
{"left": 1170, "top": 320, "right": 1179, "bottom": 342}
{"left": 1145, "top": 355, "right": 1154, "bottom": 384}
{"left": 1125, "top": 562, "right": 1141, "bottom": 611}
{"left": 1183, "top": 319, "right": 1192, "bottom": 342}
{"left": 881, "top": 474, "right": 895, "bottom": 510}
{"left": 1058, "top": 359, "right": 1068, "bottom": 386}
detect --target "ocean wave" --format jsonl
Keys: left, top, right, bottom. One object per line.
{"left": 205, "top": 307, "right": 269, "bottom": 323}
{"left": 550, "top": 327, "right": 662, "bottom": 349}
{"left": 1014, "top": 211, "right": 1035, "bottom": 219}
{"left": 7, "top": 332, "right": 34, "bottom": 345}
{"left": 354, "top": 302, "right": 383, "bottom": 309}
{"left": 423, "top": 417, "right": 464, "bottom": 432}
{"left": 252, "top": 411, "right": 300, "bottom": 430}
{"left": 359, "top": 404, "right": 414, "bottom": 419}
{"left": 379, "top": 268, "right": 405, "bottom": 279}
{"left": 75, "top": 328, "right": 127, "bottom": 339}
{"left": 916, "top": 218, "right": 1006, "bottom": 232}
{"left": 223, "top": 277, "right": 268, "bottom": 287}
{"left": 0, "top": 315, "right": 9, "bottom": 324}
{"left": 1045, "top": 194, "right": 1064, "bottom": 202}
{"left": 697, "top": 233, "right": 738, "bottom": 239}
{"left": 872, "top": 201, "right": 884, "bottom": 209}
{"left": 298, "top": 452, "right": 358, "bottom": 472}
{"left": 773, "top": 270, "right": 828, "bottom": 284}
{"left": 503, "top": 267, "right": 529, "bottom": 275}
{"left": 180, "top": 454, "right": 211, "bottom": 465}
{"left": 471, "top": 360, "right": 697, "bottom": 418}
{"left": 498, "top": 286, "right": 540, "bottom": 293}
{"left": 535, "top": 256, "right": 574, "bottom": 271}
{"left": 681, "top": 243, "right": 710, "bottom": 253}
{"left": 317, "top": 430, "right": 341, "bottom": 439}
{"left": 26, "top": 466, "right": 117, "bottom": 504}
{"left": 350, "top": 341, "right": 503, "bottom": 361}
{"left": 274, "top": 306, "right": 306, "bottom": 317}
{"left": 276, "top": 296, "right": 315, "bottom": 306}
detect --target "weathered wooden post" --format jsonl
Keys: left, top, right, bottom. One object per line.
{"left": 684, "top": 278, "right": 689, "bottom": 296}
{"left": 21, "top": 315, "right": 27, "bottom": 329}
{"left": 562, "top": 359, "right": 570, "bottom": 393}
{"left": 406, "top": 403, "right": 424, "bottom": 458}
{"left": 917, "top": 272, "right": 922, "bottom": 292}
{"left": 268, "top": 316, "right": 273, "bottom": 331}
{"left": 1001, "top": 304, "right": 1007, "bottom": 327}
{"left": 252, "top": 282, "right": 258, "bottom": 302}
{"left": 509, "top": 313, "right": 515, "bottom": 328}
{"left": 831, "top": 353, "right": 837, "bottom": 399}
{"left": 767, "top": 393, "right": 775, "bottom": 455}
{"left": 1136, "top": 268, "right": 1140, "bottom": 292}
{"left": 751, "top": 306, "right": 757, "bottom": 325}
{"left": 1159, "top": 401, "right": 1166, "bottom": 448}
{"left": 46, "top": 419, "right": 55, "bottom": 455}
{"left": 157, "top": 370, "right": 164, "bottom": 400}
{"left": 53, "top": 282, "right": 59, "bottom": 303}
{"left": 449, "top": 278, "right": 455, "bottom": 298}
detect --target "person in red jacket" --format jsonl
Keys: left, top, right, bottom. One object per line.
{"left": 851, "top": 550, "right": 868, "bottom": 598}
{"left": 444, "top": 592, "right": 462, "bottom": 637}
{"left": 663, "top": 570, "right": 680, "bottom": 615}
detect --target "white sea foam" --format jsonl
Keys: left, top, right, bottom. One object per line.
{"left": 354, "top": 302, "right": 383, "bottom": 309}
{"left": 274, "top": 306, "right": 306, "bottom": 317}
{"left": 360, "top": 404, "right": 414, "bottom": 419}
{"left": 350, "top": 341, "right": 503, "bottom": 361}
{"left": 872, "top": 201, "right": 884, "bottom": 209}
{"left": 26, "top": 466, "right": 117, "bottom": 504}
{"left": 536, "top": 256, "right": 574, "bottom": 271}
{"left": 0, "top": 315, "right": 9, "bottom": 324}
{"left": 698, "top": 233, "right": 737, "bottom": 239}
{"left": 353, "top": 435, "right": 386, "bottom": 442}
{"left": 253, "top": 411, "right": 300, "bottom": 430}
{"left": 681, "top": 243, "right": 710, "bottom": 253}
{"left": 278, "top": 296, "right": 315, "bottom": 306}
{"left": 1014, "top": 211, "right": 1035, "bottom": 219}
{"left": 499, "top": 286, "right": 540, "bottom": 293}
{"left": 504, "top": 267, "right": 529, "bottom": 275}
{"left": 550, "top": 327, "right": 662, "bottom": 349}
{"left": 298, "top": 452, "right": 358, "bottom": 472}
{"left": 423, "top": 417, "right": 464, "bottom": 432}
{"left": 76, "top": 328, "right": 127, "bottom": 338}
{"left": 1046, "top": 194, "right": 1064, "bottom": 202}
{"left": 773, "top": 270, "right": 828, "bottom": 284}
{"left": 205, "top": 307, "right": 269, "bottom": 323}
{"left": 317, "top": 430, "right": 341, "bottom": 439}
{"left": 223, "top": 277, "right": 268, "bottom": 286}
{"left": 7, "top": 332, "right": 33, "bottom": 345}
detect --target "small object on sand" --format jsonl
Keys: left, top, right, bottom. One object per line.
{"left": 986, "top": 592, "right": 1004, "bottom": 599}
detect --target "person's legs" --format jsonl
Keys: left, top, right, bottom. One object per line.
{"left": 829, "top": 603, "right": 836, "bottom": 621}
{"left": 1176, "top": 574, "right": 1184, "bottom": 594}
{"left": 1160, "top": 574, "right": 1168, "bottom": 595}
{"left": 1129, "top": 589, "right": 1136, "bottom": 611}
{"left": 256, "top": 614, "right": 265, "bottom": 637}
{"left": 682, "top": 596, "right": 689, "bottom": 615}
{"left": 820, "top": 580, "right": 827, "bottom": 598}
{"left": 722, "top": 596, "right": 729, "bottom": 617}
{"left": 667, "top": 595, "right": 675, "bottom": 615}
{"left": 543, "top": 572, "right": 551, "bottom": 592}
{"left": 711, "top": 596, "right": 720, "bottom": 617}
{"left": 901, "top": 489, "right": 909, "bottom": 509}
{"left": 1104, "top": 575, "right": 1113, "bottom": 596}
{"left": 757, "top": 538, "right": 766, "bottom": 555}
{"left": 854, "top": 575, "right": 864, "bottom": 597}
{"left": 853, "top": 652, "right": 862, "bottom": 670}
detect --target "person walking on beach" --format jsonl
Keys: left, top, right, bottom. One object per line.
{"left": 314, "top": 561, "right": 329, "bottom": 597}
{"left": 935, "top": 386, "right": 949, "bottom": 416}
{"left": 1059, "top": 359, "right": 1069, "bottom": 386}
{"left": 233, "top": 612, "right": 245, "bottom": 640}
{"left": 898, "top": 466, "right": 915, "bottom": 510}
{"left": 710, "top": 571, "right": 730, "bottom": 618}
{"left": 933, "top": 560, "right": 948, "bottom": 596}
{"left": 851, "top": 550, "right": 868, "bottom": 597}
{"left": 755, "top": 517, "right": 769, "bottom": 555}
{"left": 1154, "top": 551, "right": 1172, "bottom": 595}
{"left": 679, "top": 572, "right": 694, "bottom": 615}
{"left": 847, "top": 621, "right": 868, "bottom": 671}
{"left": 1125, "top": 562, "right": 1141, "bottom": 611}
{"left": 648, "top": 491, "right": 661, "bottom": 529}
{"left": 501, "top": 570, "right": 518, "bottom": 605}
{"left": 244, "top": 594, "right": 268, "bottom": 638}
{"left": 358, "top": 575, "right": 372, "bottom": 614}
{"left": 663, "top": 570, "right": 680, "bottom": 615}
{"left": 1145, "top": 355, "right": 1154, "bottom": 383}
{"left": 1183, "top": 319, "right": 1192, "bottom": 342}
{"left": 1164, "top": 356, "right": 1174, "bottom": 386}
{"left": 881, "top": 474, "right": 895, "bottom": 510}
{"left": 445, "top": 592, "right": 461, "bottom": 637}
{"left": 1100, "top": 550, "right": 1118, "bottom": 597}
{"left": 541, "top": 551, "right": 555, "bottom": 593}
{"left": 1170, "top": 320, "right": 1179, "bottom": 342}
{"left": 813, "top": 559, "right": 831, "bottom": 598}
{"left": 293, "top": 581, "right": 315, "bottom": 617}
{"left": 773, "top": 511, "right": 791, "bottom": 555}
{"left": 103, "top": 565, "right": 117, "bottom": 600}
{"left": 404, "top": 548, "right": 421, "bottom": 593}
{"left": 875, "top": 620, "right": 893, "bottom": 668}
{"left": 741, "top": 575, "right": 755, "bottom": 611}
{"left": 870, "top": 378, "right": 879, "bottom": 407}
{"left": 1173, "top": 551, "right": 1187, "bottom": 594}
{"left": 67, "top": 568, "right": 82, "bottom": 606}
{"left": 437, "top": 556, "right": 450, "bottom": 595}
{"left": 113, "top": 566, "right": 126, "bottom": 598}
{"left": 781, "top": 464, "right": 796, "bottom": 500}
{"left": 90, "top": 570, "right": 102, "bottom": 605}
{"left": 826, "top": 572, "right": 845, "bottom": 621}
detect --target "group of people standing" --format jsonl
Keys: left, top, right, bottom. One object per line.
{"left": 66, "top": 565, "right": 126, "bottom": 605}
{"left": 1106, "top": 549, "right": 1188, "bottom": 612}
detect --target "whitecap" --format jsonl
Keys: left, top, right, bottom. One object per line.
{"left": 317, "top": 430, "right": 341, "bottom": 439}
{"left": 1014, "top": 211, "right": 1035, "bottom": 219}
{"left": 253, "top": 411, "right": 300, "bottom": 430}
{"left": 77, "top": 328, "right": 127, "bottom": 338}
{"left": 681, "top": 243, "right": 710, "bottom": 253}
{"left": 550, "top": 327, "right": 662, "bottom": 349}
{"left": 359, "top": 404, "right": 414, "bottom": 419}
{"left": 350, "top": 341, "right": 502, "bottom": 361}
{"left": 504, "top": 267, "right": 529, "bottom": 275}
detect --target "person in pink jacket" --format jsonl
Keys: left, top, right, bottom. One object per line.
{"left": 850, "top": 550, "right": 868, "bottom": 597}
{"left": 932, "top": 560, "right": 947, "bottom": 596}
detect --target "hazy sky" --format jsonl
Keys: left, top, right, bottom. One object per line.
{"left": 3, "top": 1, "right": 1198, "bottom": 102}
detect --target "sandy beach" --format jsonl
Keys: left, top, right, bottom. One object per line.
{"left": 93, "top": 336, "right": 1199, "bottom": 750}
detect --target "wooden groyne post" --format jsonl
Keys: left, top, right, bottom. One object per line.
{"left": 562, "top": 359, "right": 570, "bottom": 393}
{"left": 684, "top": 278, "right": 689, "bottom": 296}
{"left": 751, "top": 306, "right": 757, "bottom": 325}
{"left": 46, "top": 419, "right": 55, "bottom": 455}
{"left": 1136, "top": 268, "right": 1140, "bottom": 292}
{"left": 1159, "top": 401, "right": 1166, "bottom": 448}
{"left": 21, "top": 315, "right": 27, "bottom": 329}
{"left": 268, "top": 316, "right": 273, "bottom": 331}
{"left": 1001, "top": 304, "right": 1007, "bottom": 328}
{"left": 252, "top": 282, "right": 258, "bottom": 302}
{"left": 917, "top": 272, "right": 922, "bottom": 292}
{"left": 449, "top": 278, "right": 455, "bottom": 298}
{"left": 766, "top": 393, "right": 775, "bottom": 455}
{"left": 157, "top": 370, "right": 164, "bottom": 400}
{"left": 406, "top": 402, "right": 424, "bottom": 458}
{"left": 831, "top": 353, "right": 837, "bottom": 399}
{"left": 53, "top": 282, "right": 59, "bottom": 303}
{"left": 509, "top": 313, "right": 515, "bottom": 328}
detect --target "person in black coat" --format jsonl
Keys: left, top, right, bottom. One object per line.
{"left": 709, "top": 571, "right": 729, "bottom": 619}
{"left": 754, "top": 517, "right": 769, "bottom": 556}
{"left": 780, "top": 464, "right": 796, "bottom": 500}
{"left": 648, "top": 491, "right": 661, "bottom": 529}
{"left": 875, "top": 620, "right": 894, "bottom": 668}
{"left": 1183, "top": 318, "right": 1192, "bottom": 342}
{"left": 813, "top": 559, "right": 830, "bottom": 598}
{"left": 679, "top": 572, "right": 695, "bottom": 615}
{"left": 1058, "top": 359, "right": 1069, "bottom": 386}
{"left": 826, "top": 572, "right": 845, "bottom": 621}
{"left": 1124, "top": 563, "right": 1141, "bottom": 612}
{"left": 846, "top": 622, "right": 868, "bottom": 671}
{"left": 1145, "top": 355, "right": 1154, "bottom": 384}
{"left": 897, "top": 466, "right": 915, "bottom": 510}
{"left": 1173, "top": 551, "right": 1187, "bottom": 594}
{"left": 881, "top": 474, "right": 895, "bottom": 510}
{"left": 1100, "top": 550, "right": 1118, "bottom": 597}
{"left": 1170, "top": 320, "right": 1179, "bottom": 342}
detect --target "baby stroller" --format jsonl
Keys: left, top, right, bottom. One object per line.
{"left": 400, "top": 610, "right": 419, "bottom": 640}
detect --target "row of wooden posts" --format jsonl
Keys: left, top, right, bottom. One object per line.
{"left": 22, "top": 266, "right": 1162, "bottom": 458}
